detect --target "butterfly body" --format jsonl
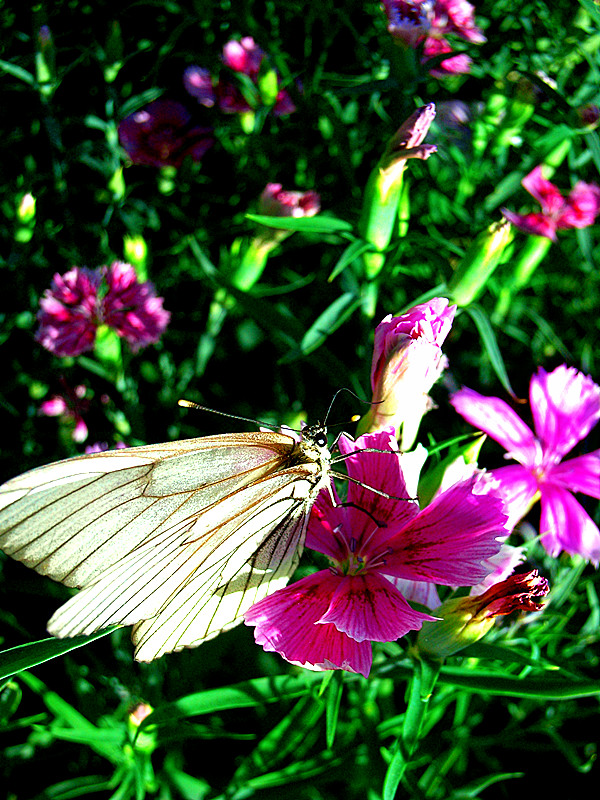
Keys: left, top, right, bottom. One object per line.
{"left": 0, "top": 425, "right": 332, "bottom": 661}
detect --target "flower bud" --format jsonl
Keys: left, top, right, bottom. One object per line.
{"left": 448, "top": 219, "right": 513, "bottom": 306}
{"left": 359, "top": 104, "right": 437, "bottom": 279}
{"left": 357, "top": 297, "right": 456, "bottom": 448}
{"left": 417, "top": 570, "right": 549, "bottom": 658}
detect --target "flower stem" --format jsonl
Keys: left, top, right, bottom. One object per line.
{"left": 382, "top": 655, "right": 441, "bottom": 800}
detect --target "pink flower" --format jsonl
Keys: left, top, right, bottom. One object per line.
{"left": 359, "top": 298, "right": 456, "bottom": 447}
{"left": 422, "top": 36, "right": 472, "bottom": 76}
{"left": 222, "top": 36, "right": 264, "bottom": 77}
{"left": 258, "top": 184, "right": 321, "bottom": 218}
{"left": 382, "top": 0, "right": 485, "bottom": 76}
{"left": 245, "top": 430, "right": 507, "bottom": 676}
{"left": 39, "top": 383, "right": 90, "bottom": 443}
{"left": 36, "top": 268, "right": 101, "bottom": 357}
{"left": 36, "top": 262, "right": 170, "bottom": 357}
{"left": 102, "top": 262, "right": 171, "bottom": 352}
{"left": 431, "top": 0, "right": 487, "bottom": 43}
{"left": 451, "top": 365, "right": 600, "bottom": 563}
{"left": 184, "top": 37, "right": 296, "bottom": 117}
{"left": 118, "top": 99, "right": 214, "bottom": 168}
{"left": 501, "top": 166, "right": 600, "bottom": 240}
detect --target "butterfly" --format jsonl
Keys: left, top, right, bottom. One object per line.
{"left": 0, "top": 415, "right": 339, "bottom": 662}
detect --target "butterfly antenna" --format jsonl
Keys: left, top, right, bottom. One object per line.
{"left": 178, "top": 399, "right": 280, "bottom": 431}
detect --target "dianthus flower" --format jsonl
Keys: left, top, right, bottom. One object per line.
{"left": 358, "top": 298, "right": 456, "bottom": 448}
{"left": 184, "top": 37, "right": 296, "bottom": 117}
{"left": 36, "top": 262, "right": 170, "bottom": 357}
{"left": 258, "top": 184, "right": 321, "bottom": 218}
{"left": 118, "top": 99, "right": 214, "bottom": 168}
{"left": 245, "top": 429, "right": 507, "bottom": 676}
{"left": 382, "top": 0, "right": 485, "bottom": 76}
{"left": 451, "top": 365, "right": 600, "bottom": 562}
{"left": 501, "top": 166, "right": 600, "bottom": 240}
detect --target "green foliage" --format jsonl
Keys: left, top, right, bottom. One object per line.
{"left": 0, "top": 0, "right": 599, "bottom": 798}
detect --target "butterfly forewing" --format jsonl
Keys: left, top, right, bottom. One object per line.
{"left": 0, "top": 427, "right": 332, "bottom": 660}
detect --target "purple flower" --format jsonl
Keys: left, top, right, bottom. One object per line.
{"left": 451, "top": 365, "right": 600, "bottom": 562}
{"left": 183, "top": 66, "right": 215, "bottom": 107}
{"left": 36, "top": 262, "right": 170, "bottom": 357}
{"left": 359, "top": 298, "right": 456, "bottom": 447}
{"left": 501, "top": 166, "right": 600, "bottom": 240}
{"left": 258, "top": 184, "right": 321, "bottom": 218}
{"left": 118, "top": 99, "right": 214, "bottom": 168}
{"left": 39, "top": 383, "right": 90, "bottom": 443}
{"left": 245, "top": 430, "right": 507, "bottom": 676}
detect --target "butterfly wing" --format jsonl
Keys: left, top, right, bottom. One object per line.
{"left": 0, "top": 432, "right": 329, "bottom": 659}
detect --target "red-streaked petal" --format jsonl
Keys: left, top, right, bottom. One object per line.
{"left": 384, "top": 475, "right": 507, "bottom": 585}
{"left": 319, "top": 572, "right": 436, "bottom": 642}
{"left": 451, "top": 387, "right": 540, "bottom": 465}
{"left": 244, "top": 571, "right": 372, "bottom": 676}
{"left": 539, "top": 484, "right": 600, "bottom": 564}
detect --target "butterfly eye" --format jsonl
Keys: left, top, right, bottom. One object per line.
{"left": 315, "top": 433, "right": 328, "bottom": 448}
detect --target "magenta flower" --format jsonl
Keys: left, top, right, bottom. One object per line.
{"left": 36, "top": 262, "right": 170, "bottom": 357}
{"left": 184, "top": 37, "right": 296, "bottom": 117}
{"left": 36, "top": 268, "right": 101, "bottom": 357}
{"left": 258, "top": 184, "right": 321, "bottom": 218}
{"left": 382, "top": 0, "right": 485, "bottom": 76}
{"left": 501, "top": 166, "right": 600, "bottom": 240}
{"left": 118, "top": 99, "right": 214, "bottom": 168}
{"left": 245, "top": 430, "right": 507, "bottom": 676}
{"left": 451, "top": 365, "right": 600, "bottom": 563}
{"left": 39, "top": 383, "right": 90, "bottom": 443}
{"left": 358, "top": 298, "right": 456, "bottom": 448}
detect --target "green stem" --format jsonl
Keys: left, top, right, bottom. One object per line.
{"left": 382, "top": 656, "right": 441, "bottom": 800}
{"left": 492, "top": 235, "right": 552, "bottom": 322}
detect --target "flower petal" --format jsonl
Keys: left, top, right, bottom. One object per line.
{"left": 319, "top": 573, "right": 436, "bottom": 642}
{"left": 501, "top": 209, "right": 558, "bottom": 240}
{"left": 244, "top": 572, "right": 372, "bottom": 676}
{"left": 521, "top": 166, "right": 564, "bottom": 214}
{"left": 384, "top": 474, "right": 507, "bottom": 585}
{"left": 451, "top": 387, "right": 540, "bottom": 465}
{"left": 488, "top": 464, "right": 540, "bottom": 530}
{"left": 530, "top": 365, "right": 600, "bottom": 460}
{"left": 549, "top": 451, "right": 600, "bottom": 499}
{"left": 539, "top": 484, "right": 600, "bottom": 564}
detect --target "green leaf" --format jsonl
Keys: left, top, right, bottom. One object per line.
{"left": 245, "top": 213, "right": 353, "bottom": 233}
{"left": 328, "top": 238, "right": 373, "bottom": 282}
{"left": 298, "top": 292, "right": 360, "bottom": 356}
{"left": 0, "top": 630, "right": 116, "bottom": 681}
{"left": 464, "top": 305, "right": 515, "bottom": 397}
{"left": 0, "top": 59, "right": 36, "bottom": 86}
{"left": 143, "top": 673, "right": 325, "bottom": 727}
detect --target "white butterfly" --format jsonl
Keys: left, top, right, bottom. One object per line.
{"left": 0, "top": 420, "right": 336, "bottom": 662}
